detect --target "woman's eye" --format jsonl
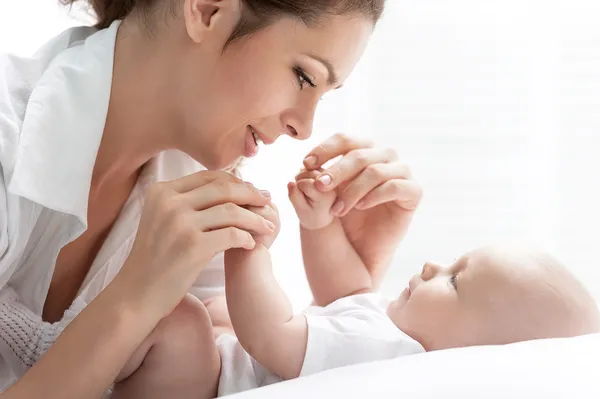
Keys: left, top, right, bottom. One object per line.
{"left": 449, "top": 275, "right": 458, "bottom": 289}
{"left": 294, "top": 66, "right": 316, "bottom": 90}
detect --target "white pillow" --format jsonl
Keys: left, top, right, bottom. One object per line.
{"left": 228, "top": 333, "right": 600, "bottom": 398}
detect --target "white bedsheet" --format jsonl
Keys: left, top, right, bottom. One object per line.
{"left": 226, "top": 333, "right": 600, "bottom": 398}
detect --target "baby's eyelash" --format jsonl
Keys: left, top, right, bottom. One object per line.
{"left": 449, "top": 275, "right": 458, "bottom": 289}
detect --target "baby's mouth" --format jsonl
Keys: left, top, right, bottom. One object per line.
{"left": 400, "top": 286, "right": 411, "bottom": 300}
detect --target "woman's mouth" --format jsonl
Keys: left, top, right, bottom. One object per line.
{"left": 244, "top": 126, "right": 262, "bottom": 158}
{"left": 252, "top": 128, "right": 261, "bottom": 146}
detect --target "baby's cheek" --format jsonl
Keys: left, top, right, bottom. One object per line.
{"left": 410, "top": 289, "right": 456, "bottom": 325}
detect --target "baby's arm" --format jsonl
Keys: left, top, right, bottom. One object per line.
{"left": 225, "top": 246, "right": 307, "bottom": 380}
{"left": 224, "top": 203, "right": 307, "bottom": 380}
{"left": 289, "top": 171, "right": 373, "bottom": 306}
{"left": 301, "top": 219, "right": 372, "bottom": 306}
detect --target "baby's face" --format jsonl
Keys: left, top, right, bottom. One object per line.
{"left": 387, "top": 246, "right": 598, "bottom": 350}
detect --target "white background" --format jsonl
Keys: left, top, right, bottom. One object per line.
{"left": 1, "top": 0, "right": 599, "bottom": 311}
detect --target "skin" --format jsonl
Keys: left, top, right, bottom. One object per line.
{"left": 223, "top": 163, "right": 421, "bottom": 380}
{"left": 224, "top": 184, "right": 600, "bottom": 383}
{"left": 5, "top": 0, "right": 426, "bottom": 398}
{"left": 387, "top": 245, "right": 600, "bottom": 351}
{"left": 98, "top": 1, "right": 373, "bottom": 179}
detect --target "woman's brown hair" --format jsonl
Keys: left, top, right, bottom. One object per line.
{"left": 61, "top": 0, "right": 385, "bottom": 40}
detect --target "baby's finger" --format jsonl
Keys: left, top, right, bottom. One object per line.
{"left": 295, "top": 168, "right": 323, "bottom": 181}
{"left": 288, "top": 181, "right": 311, "bottom": 210}
{"left": 296, "top": 179, "right": 321, "bottom": 200}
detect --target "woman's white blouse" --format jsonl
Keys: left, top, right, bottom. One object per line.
{"left": 0, "top": 21, "right": 225, "bottom": 388}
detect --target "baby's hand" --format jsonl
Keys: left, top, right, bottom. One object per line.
{"left": 288, "top": 169, "right": 337, "bottom": 230}
{"left": 247, "top": 202, "right": 280, "bottom": 248}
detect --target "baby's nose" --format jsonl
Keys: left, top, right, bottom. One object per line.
{"left": 421, "top": 262, "right": 442, "bottom": 281}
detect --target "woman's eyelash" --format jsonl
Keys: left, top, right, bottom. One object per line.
{"left": 293, "top": 66, "right": 316, "bottom": 90}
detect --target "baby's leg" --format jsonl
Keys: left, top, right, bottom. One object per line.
{"left": 112, "top": 294, "right": 221, "bottom": 399}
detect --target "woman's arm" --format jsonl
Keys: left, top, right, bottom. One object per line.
{"left": 225, "top": 246, "right": 307, "bottom": 380}
{"left": 300, "top": 134, "right": 422, "bottom": 296}
{"left": 2, "top": 278, "right": 155, "bottom": 399}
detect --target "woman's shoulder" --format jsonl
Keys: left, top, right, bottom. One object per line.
{"left": 0, "top": 25, "right": 101, "bottom": 176}
{"left": 0, "top": 25, "right": 115, "bottom": 287}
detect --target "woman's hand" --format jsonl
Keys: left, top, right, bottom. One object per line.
{"left": 115, "top": 171, "right": 275, "bottom": 320}
{"left": 301, "top": 133, "right": 423, "bottom": 283}
{"left": 246, "top": 201, "right": 281, "bottom": 249}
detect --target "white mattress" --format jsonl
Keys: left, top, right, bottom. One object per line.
{"left": 226, "top": 333, "right": 600, "bottom": 398}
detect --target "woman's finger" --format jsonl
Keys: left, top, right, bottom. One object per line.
{"left": 204, "top": 227, "right": 256, "bottom": 252}
{"left": 329, "top": 162, "right": 399, "bottom": 217}
{"left": 246, "top": 203, "right": 279, "bottom": 225}
{"left": 169, "top": 170, "right": 242, "bottom": 193}
{"left": 183, "top": 178, "right": 271, "bottom": 210}
{"left": 303, "top": 133, "right": 374, "bottom": 170}
{"left": 355, "top": 179, "right": 423, "bottom": 212}
{"left": 313, "top": 147, "right": 401, "bottom": 192}
{"left": 198, "top": 203, "right": 276, "bottom": 235}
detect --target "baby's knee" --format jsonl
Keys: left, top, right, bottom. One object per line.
{"left": 113, "top": 295, "right": 221, "bottom": 398}
{"left": 154, "top": 293, "right": 217, "bottom": 356}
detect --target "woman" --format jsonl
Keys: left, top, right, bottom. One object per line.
{"left": 0, "top": 0, "right": 421, "bottom": 397}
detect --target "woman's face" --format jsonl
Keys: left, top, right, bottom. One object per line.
{"left": 173, "top": 4, "right": 374, "bottom": 170}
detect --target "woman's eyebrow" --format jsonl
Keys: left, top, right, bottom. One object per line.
{"left": 305, "top": 53, "right": 341, "bottom": 87}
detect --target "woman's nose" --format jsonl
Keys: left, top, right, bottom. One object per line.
{"left": 281, "top": 103, "right": 316, "bottom": 141}
{"left": 421, "top": 262, "right": 442, "bottom": 281}
{"left": 284, "top": 117, "right": 313, "bottom": 141}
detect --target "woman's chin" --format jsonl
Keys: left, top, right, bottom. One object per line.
{"left": 190, "top": 152, "right": 240, "bottom": 172}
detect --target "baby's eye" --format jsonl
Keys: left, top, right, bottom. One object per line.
{"left": 449, "top": 274, "right": 458, "bottom": 289}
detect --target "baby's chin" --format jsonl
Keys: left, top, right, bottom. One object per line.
{"left": 387, "top": 288, "right": 410, "bottom": 322}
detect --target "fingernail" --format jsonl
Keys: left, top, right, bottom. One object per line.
{"left": 331, "top": 200, "right": 344, "bottom": 216}
{"left": 318, "top": 174, "right": 332, "bottom": 186}
{"left": 260, "top": 190, "right": 271, "bottom": 198}
{"left": 304, "top": 155, "right": 317, "bottom": 167}
{"left": 265, "top": 220, "right": 276, "bottom": 230}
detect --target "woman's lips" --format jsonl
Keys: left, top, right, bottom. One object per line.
{"left": 244, "top": 127, "right": 258, "bottom": 158}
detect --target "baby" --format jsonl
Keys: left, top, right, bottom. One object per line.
{"left": 217, "top": 169, "right": 600, "bottom": 396}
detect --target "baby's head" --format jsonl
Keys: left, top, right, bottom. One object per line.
{"left": 387, "top": 244, "right": 600, "bottom": 351}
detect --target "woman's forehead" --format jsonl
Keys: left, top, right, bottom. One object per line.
{"left": 259, "top": 15, "right": 374, "bottom": 82}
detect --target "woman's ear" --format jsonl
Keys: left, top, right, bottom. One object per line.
{"left": 183, "top": 0, "right": 242, "bottom": 44}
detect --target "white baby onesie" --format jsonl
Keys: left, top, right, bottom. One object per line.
{"left": 216, "top": 293, "right": 425, "bottom": 396}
